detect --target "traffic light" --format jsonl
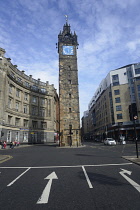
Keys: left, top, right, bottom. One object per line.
{"left": 129, "top": 103, "right": 137, "bottom": 121}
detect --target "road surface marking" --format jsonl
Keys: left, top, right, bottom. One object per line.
{"left": 82, "top": 166, "right": 93, "bottom": 188}
{"left": 37, "top": 172, "right": 58, "bottom": 204}
{"left": 7, "top": 167, "right": 31, "bottom": 187}
{"left": 0, "top": 162, "right": 132, "bottom": 169}
{"left": 119, "top": 168, "right": 140, "bottom": 193}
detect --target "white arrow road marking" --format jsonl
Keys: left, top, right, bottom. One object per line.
{"left": 82, "top": 166, "right": 93, "bottom": 188}
{"left": 37, "top": 171, "right": 58, "bottom": 204}
{"left": 119, "top": 168, "right": 140, "bottom": 193}
{"left": 7, "top": 167, "right": 31, "bottom": 187}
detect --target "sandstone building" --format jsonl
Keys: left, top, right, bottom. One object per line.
{"left": 0, "top": 48, "right": 59, "bottom": 144}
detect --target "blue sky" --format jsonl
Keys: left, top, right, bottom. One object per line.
{"left": 0, "top": 0, "right": 140, "bottom": 120}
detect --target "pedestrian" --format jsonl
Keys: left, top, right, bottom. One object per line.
{"left": 12, "top": 141, "right": 15, "bottom": 149}
{"left": 3, "top": 141, "right": 7, "bottom": 149}
{"left": 10, "top": 141, "right": 13, "bottom": 149}
{"left": 1, "top": 141, "right": 4, "bottom": 149}
{"left": 17, "top": 141, "right": 20, "bottom": 146}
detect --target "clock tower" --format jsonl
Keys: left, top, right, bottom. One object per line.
{"left": 57, "top": 20, "right": 81, "bottom": 146}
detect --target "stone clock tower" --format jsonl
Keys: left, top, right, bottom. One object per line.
{"left": 57, "top": 20, "right": 81, "bottom": 146}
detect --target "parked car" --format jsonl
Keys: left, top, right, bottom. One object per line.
{"left": 104, "top": 138, "right": 116, "bottom": 146}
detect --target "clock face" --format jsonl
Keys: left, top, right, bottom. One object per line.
{"left": 63, "top": 46, "right": 74, "bottom": 55}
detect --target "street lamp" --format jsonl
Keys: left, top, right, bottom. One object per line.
{"left": 133, "top": 116, "right": 139, "bottom": 158}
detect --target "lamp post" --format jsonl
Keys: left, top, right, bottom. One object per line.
{"left": 133, "top": 116, "right": 139, "bottom": 158}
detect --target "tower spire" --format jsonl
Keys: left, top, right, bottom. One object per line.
{"left": 64, "top": 15, "right": 68, "bottom": 24}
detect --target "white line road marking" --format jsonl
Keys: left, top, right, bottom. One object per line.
{"left": 37, "top": 172, "right": 58, "bottom": 204}
{"left": 7, "top": 167, "right": 31, "bottom": 187}
{"left": 119, "top": 168, "right": 140, "bottom": 193}
{"left": 0, "top": 163, "right": 132, "bottom": 188}
{"left": 82, "top": 166, "right": 93, "bottom": 188}
{"left": 0, "top": 162, "right": 132, "bottom": 169}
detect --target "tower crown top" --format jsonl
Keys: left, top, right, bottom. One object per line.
{"left": 58, "top": 21, "right": 78, "bottom": 46}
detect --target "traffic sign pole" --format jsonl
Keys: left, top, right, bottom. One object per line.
{"left": 133, "top": 116, "right": 139, "bottom": 158}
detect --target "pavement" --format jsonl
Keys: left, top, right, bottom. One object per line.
{"left": 122, "top": 156, "right": 140, "bottom": 166}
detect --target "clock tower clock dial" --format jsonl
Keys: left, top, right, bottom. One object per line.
{"left": 63, "top": 46, "right": 74, "bottom": 55}
{"left": 58, "top": 22, "right": 81, "bottom": 147}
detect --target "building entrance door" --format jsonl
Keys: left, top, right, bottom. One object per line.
{"left": 67, "top": 136, "right": 72, "bottom": 146}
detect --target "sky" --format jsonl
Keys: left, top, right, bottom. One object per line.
{"left": 0, "top": 0, "right": 140, "bottom": 120}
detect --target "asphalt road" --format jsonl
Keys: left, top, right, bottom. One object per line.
{"left": 0, "top": 142, "right": 140, "bottom": 210}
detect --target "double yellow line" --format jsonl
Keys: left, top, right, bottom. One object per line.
{"left": 0, "top": 155, "right": 13, "bottom": 164}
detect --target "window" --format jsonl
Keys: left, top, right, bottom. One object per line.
{"left": 137, "top": 85, "right": 140, "bottom": 91}
{"left": 117, "top": 114, "right": 123, "bottom": 119}
{"left": 135, "top": 68, "right": 140, "bottom": 74}
{"left": 128, "top": 71, "right": 133, "bottom": 77}
{"left": 32, "top": 121, "right": 38, "bottom": 128}
{"left": 23, "top": 119, "right": 28, "bottom": 127}
{"left": 15, "top": 118, "right": 20, "bottom": 126}
{"left": 16, "top": 89, "right": 20, "bottom": 97}
{"left": 40, "top": 88, "right": 46, "bottom": 93}
{"left": 8, "top": 115, "right": 12, "bottom": 124}
{"left": 41, "top": 98, "right": 45, "bottom": 105}
{"left": 114, "top": 89, "right": 120, "bottom": 95}
{"left": 69, "top": 124, "right": 72, "bottom": 130}
{"left": 31, "top": 85, "right": 38, "bottom": 91}
{"left": 113, "top": 82, "right": 119, "bottom": 86}
{"left": 69, "top": 108, "right": 72, "bottom": 113}
{"left": 7, "top": 131, "right": 11, "bottom": 142}
{"left": 24, "top": 93, "right": 28, "bottom": 101}
{"left": 40, "top": 108, "right": 45, "bottom": 117}
{"left": 68, "top": 80, "right": 72, "bottom": 84}
{"left": 17, "top": 77, "right": 22, "bottom": 83}
{"left": 24, "top": 81, "right": 30, "bottom": 88}
{"left": 136, "top": 77, "right": 140, "bottom": 81}
{"left": 116, "top": 105, "right": 122, "bottom": 111}
{"left": 23, "top": 104, "right": 28, "bottom": 114}
{"left": 32, "top": 106, "right": 38, "bottom": 115}
{"left": 23, "top": 132, "right": 28, "bottom": 142}
{"left": 69, "top": 94, "right": 71, "bottom": 99}
{"left": 47, "top": 99, "right": 51, "bottom": 117}
{"left": 138, "top": 93, "right": 140, "bottom": 100}
{"left": 32, "top": 96, "right": 37, "bottom": 103}
{"left": 41, "top": 122, "right": 47, "bottom": 129}
{"left": 131, "top": 87, "right": 135, "bottom": 93}
{"left": 9, "top": 84, "right": 13, "bottom": 93}
{"left": 10, "top": 72, "right": 15, "bottom": 78}
{"left": 15, "top": 102, "right": 19, "bottom": 111}
{"left": 15, "top": 132, "right": 19, "bottom": 141}
{"left": 115, "top": 97, "right": 121, "bottom": 103}
{"left": 112, "top": 74, "right": 119, "bottom": 80}
{"left": 8, "top": 97, "right": 12, "bottom": 108}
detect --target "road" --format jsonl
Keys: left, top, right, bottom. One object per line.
{"left": 0, "top": 142, "right": 140, "bottom": 210}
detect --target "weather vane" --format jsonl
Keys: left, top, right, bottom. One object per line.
{"left": 65, "top": 15, "right": 68, "bottom": 23}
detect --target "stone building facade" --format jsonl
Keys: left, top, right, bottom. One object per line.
{"left": 0, "top": 48, "right": 59, "bottom": 144}
{"left": 57, "top": 22, "right": 81, "bottom": 146}
{"left": 82, "top": 64, "right": 140, "bottom": 141}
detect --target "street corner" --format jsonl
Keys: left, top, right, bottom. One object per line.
{"left": 122, "top": 156, "right": 140, "bottom": 166}
{"left": 0, "top": 155, "right": 13, "bottom": 164}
